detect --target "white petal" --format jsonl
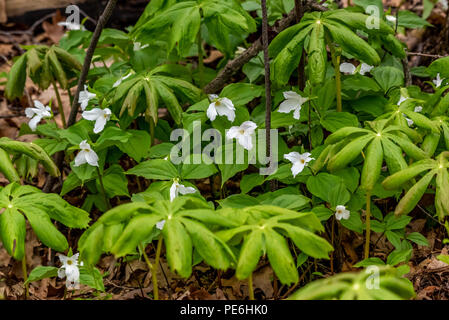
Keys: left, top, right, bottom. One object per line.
{"left": 156, "top": 220, "right": 166, "bottom": 231}
{"left": 85, "top": 150, "right": 99, "bottom": 167}
{"left": 178, "top": 185, "right": 196, "bottom": 195}
{"left": 93, "top": 116, "right": 108, "bottom": 134}
{"left": 208, "top": 94, "right": 219, "bottom": 101}
{"left": 74, "top": 151, "right": 88, "bottom": 167}
{"left": 283, "top": 91, "right": 301, "bottom": 100}
{"left": 240, "top": 121, "right": 257, "bottom": 134}
{"left": 293, "top": 107, "right": 301, "bottom": 120}
{"left": 206, "top": 103, "right": 218, "bottom": 121}
{"left": 28, "top": 116, "right": 42, "bottom": 131}
{"left": 342, "top": 210, "right": 351, "bottom": 220}
{"left": 291, "top": 161, "right": 305, "bottom": 177}
{"left": 340, "top": 63, "right": 356, "bottom": 74}
{"left": 284, "top": 152, "right": 301, "bottom": 164}
{"left": 237, "top": 134, "right": 253, "bottom": 150}
{"left": 278, "top": 100, "right": 298, "bottom": 114}
{"left": 336, "top": 205, "right": 346, "bottom": 211}
{"left": 360, "top": 63, "right": 374, "bottom": 75}
{"left": 414, "top": 106, "right": 423, "bottom": 113}
{"left": 216, "top": 104, "right": 236, "bottom": 122}
{"left": 170, "top": 181, "right": 179, "bottom": 202}
{"left": 386, "top": 15, "right": 397, "bottom": 23}
{"left": 34, "top": 100, "right": 45, "bottom": 110}
{"left": 82, "top": 108, "right": 103, "bottom": 121}
{"left": 58, "top": 267, "right": 66, "bottom": 279}
{"left": 226, "top": 126, "right": 241, "bottom": 140}
{"left": 79, "top": 140, "right": 90, "bottom": 150}
{"left": 25, "top": 108, "right": 35, "bottom": 118}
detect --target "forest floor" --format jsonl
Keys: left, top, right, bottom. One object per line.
{"left": 0, "top": 0, "right": 448, "bottom": 300}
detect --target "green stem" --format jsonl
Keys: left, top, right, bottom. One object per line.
{"left": 248, "top": 273, "right": 255, "bottom": 300}
{"left": 197, "top": 31, "right": 204, "bottom": 89}
{"left": 325, "top": 34, "right": 342, "bottom": 112}
{"left": 22, "top": 256, "right": 29, "bottom": 299}
{"left": 149, "top": 118, "right": 155, "bottom": 147}
{"left": 153, "top": 235, "right": 163, "bottom": 300}
{"left": 52, "top": 81, "right": 67, "bottom": 128}
{"left": 364, "top": 191, "right": 372, "bottom": 259}
{"left": 96, "top": 167, "right": 111, "bottom": 210}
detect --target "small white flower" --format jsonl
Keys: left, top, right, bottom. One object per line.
{"left": 113, "top": 73, "right": 132, "bottom": 88}
{"left": 78, "top": 85, "right": 96, "bottom": 111}
{"left": 207, "top": 94, "right": 236, "bottom": 122}
{"left": 57, "top": 21, "right": 85, "bottom": 31}
{"left": 335, "top": 205, "right": 350, "bottom": 220}
{"left": 340, "top": 62, "right": 357, "bottom": 75}
{"left": 397, "top": 95, "right": 409, "bottom": 106}
{"left": 82, "top": 108, "right": 112, "bottom": 134}
{"left": 403, "top": 114, "right": 414, "bottom": 127}
{"left": 386, "top": 15, "right": 397, "bottom": 23}
{"left": 133, "top": 42, "right": 149, "bottom": 51}
{"left": 156, "top": 220, "right": 166, "bottom": 230}
{"left": 284, "top": 152, "right": 314, "bottom": 178}
{"left": 74, "top": 140, "right": 99, "bottom": 167}
{"left": 278, "top": 91, "right": 309, "bottom": 120}
{"left": 414, "top": 106, "right": 423, "bottom": 113}
{"left": 58, "top": 253, "right": 83, "bottom": 290}
{"left": 25, "top": 100, "right": 52, "bottom": 131}
{"left": 170, "top": 178, "right": 196, "bottom": 202}
{"left": 440, "top": 0, "right": 448, "bottom": 10}
{"left": 433, "top": 73, "right": 444, "bottom": 88}
{"left": 360, "top": 63, "right": 374, "bottom": 75}
{"left": 226, "top": 121, "right": 258, "bottom": 151}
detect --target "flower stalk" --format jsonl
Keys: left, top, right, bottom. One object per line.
{"left": 96, "top": 167, "right": 111, "bottom": 210}
{"left": 364, "top": 191, "right": 372, "bottom": 259}
{"left": 52, "top": 81, "right": 66, "bottom": 128}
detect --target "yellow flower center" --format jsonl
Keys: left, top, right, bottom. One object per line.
{"left": 239, "top": 129, "right": 245, "bottom": 135}
{"left": 67, "top": 260, "right": 73, "bottom": 265}
{"left": 215, "top": 101, "right": 221, "bottom": 107}
{"left": 300, "top": 159, "right": 305, "bottom": 164}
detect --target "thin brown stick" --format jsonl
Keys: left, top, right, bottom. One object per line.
{"left": 67, "top": 0, "right": 118, "bottom": 127}
{"left": 294, "top": 0, "right": 305, "bottom": 90}
{"left": 203, "top": 0, "right": 327, "bottom": 94}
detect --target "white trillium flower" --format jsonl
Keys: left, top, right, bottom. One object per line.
{"left": 78, "top": 85, "right": 96, "bottom": 111}
{"left": 397, "top": 95, "right": 409, "bottom": 106}
{"left": 360, "top": 63, "right": 374, "bottom": 75}
{"left": 58, "top": 253, "right": 83, "bottom": 290}
{"left": 207, "top": 94, "right": 236, "bottom": 122}
{"left": 340, "top": 62, "right": 357, "bottom": 75}
{"left": 278, "top": 91, "right": 309, "bottom": 120}
{"left": 170, "top": 179, "right": 196, "bottom": 202}
{"left": 386, "top": 15, "right": 397, "bottom": 23}
{"left": 82, "top": 108, "right": 112, "bottom": 134}
{"left": 226, "top": 121, "right": 258, "bottom": 151}
{"left": 284, "top": 152, "right": 314, "bottom": 178}
{"left": 433, "top": 73, "right": 444, "bottom": 88}
{"left": 340, "top": 62, "right": 373, "bottom": 76}
{"left": 113, "top": 73, "right": 132, "bottom": 88}
{"left": 57, "top": 22, "right": 86, "bottom": 31}
{"left": 156, "top": 220, "right": 166, "bottom": 231}
{"left": 335, "top": 205, "right": 350, "bottom": 220}
{"left": 441, "top": 0, "right": 449, "bottom": 10}
{"left": 25, "top": 100, "right": 52, "bottom": 131}
{"left": 133, "top": 42, "right": 149, "bottom": 51}
{"left": 74, "top": 140, "right": 99, "bottom": 167}
{"left": 414, "top": 106, "right": 423, "bottom": 113}
{"left": 403, "top": 114, "right": 414, "bottom": 127}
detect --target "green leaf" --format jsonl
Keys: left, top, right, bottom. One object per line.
{"left": 406, "top": 232, "right": 429, "bottom": 246}
{"left": 240, "top": 173, "right": 265, "bottom": 194}
{"left": 265, "top": 228, "right": 298, "bottom": 285}
{"left": 117, "top": 129, "right": 151, "bottom": 162}
{"left": 397, "top": 10, "right": 432, "bottom": 29}
{"left": 127, "top": 159, "right": 178, "bottom": 180}
{"left": 236, "top": 229, "right": 264, "bottom": 280}
{"left": 372, "top": 66, "right": 404, "bottom": 93}
{"left": 25, "top": 266, "right": 59, "bottom": 284}
{"left": 0, "top": 208, "right": 26, "bottom": 260}
{"left": 5, "top": 54, "right": 27, "bottom": 100}
{"left": 80, "top": 266, "right": 105, "bottom": 292}
{"left": 321, "top": 111, "right": 360, "bottom": 133}
{"left": 163, "top": 218, "right": 193, "bottom": 278}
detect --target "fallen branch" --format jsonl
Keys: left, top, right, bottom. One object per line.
{"left": 203, "top": 1, "right": 327, "bottom": 94}
{"left": 43, "top": 0, "right": 118, "bottom": 193}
